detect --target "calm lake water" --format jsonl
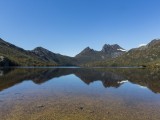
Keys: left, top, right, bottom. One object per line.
{"left": 0, "top": 67, "right": 160, "bottom": 120}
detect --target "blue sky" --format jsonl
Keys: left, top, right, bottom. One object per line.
{"left": 0, "top": 0, "right": 160, "bottom": 56}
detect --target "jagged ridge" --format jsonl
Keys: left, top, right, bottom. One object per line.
{"left": 75, "top": 44, "right": 126, "bottom": 64}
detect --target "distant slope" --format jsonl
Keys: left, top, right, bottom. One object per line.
{"left": 75, "top": 44, "right": 126, "bottom": 64}
{"left": 86, "top": 39, "right": 160, "bottom": 67}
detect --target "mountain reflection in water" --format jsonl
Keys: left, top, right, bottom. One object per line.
{"left": 0, "top": 67, "right": 160, "bottom": 93}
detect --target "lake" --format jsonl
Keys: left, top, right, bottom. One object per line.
{"left": 0, "top": 67, "right": 160, "bottom": 120}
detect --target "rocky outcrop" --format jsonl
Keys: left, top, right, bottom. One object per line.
{"left": 101, "top": 44, "right": 126, "bottom": 58}
{"left": 102, "top": 44, "right": 125, "bottom": 53}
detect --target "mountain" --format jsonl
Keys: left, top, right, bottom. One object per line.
{"left": 86, "top": 39, "right": 160, "bottom": 67}
{"left": 0, "top": 38, "right": 126, "bottom": 66}
{"left": 75, "top": 44, "right": 126, "bottom": 64}
{"left": 101, "top": 44, "right": 126, "bottom": 57}
{"left": 0, "top": 38, "right": 76, "bottom": 66}
{"left": 0, "top": 38, "right": 53, "bottom": 66}
{"left": 1, "top": 37, "right": 160, "bottom": 68}
{"left": 31, "top": 47, "right": 77, "bottom": 66}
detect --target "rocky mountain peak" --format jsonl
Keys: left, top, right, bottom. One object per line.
{"left": 32, "top": 46, "right": 54, "bottom": 55}
{"left": 75, "top": 46, "right": 96, "bottom": 58}
{"left": 79, "top": 47, "right": 95, "bottom": 54}
{"left": 83, "top": 46, "right": 93, "bottom": 51}
{"left": 31, "top": 46, "right": 57, "bottom": 62}
{"left": 33, "top": 46, "right": 48, "bottom": 51}
{"left": 101, "top": 44, "right": 126, "bottom": 53}
{"left": 31, "top": 46, "right": 76, "bottom": 65}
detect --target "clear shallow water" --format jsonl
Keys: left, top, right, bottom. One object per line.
{"left": 0, "top": 68, "right": 160, "bottom": 120}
